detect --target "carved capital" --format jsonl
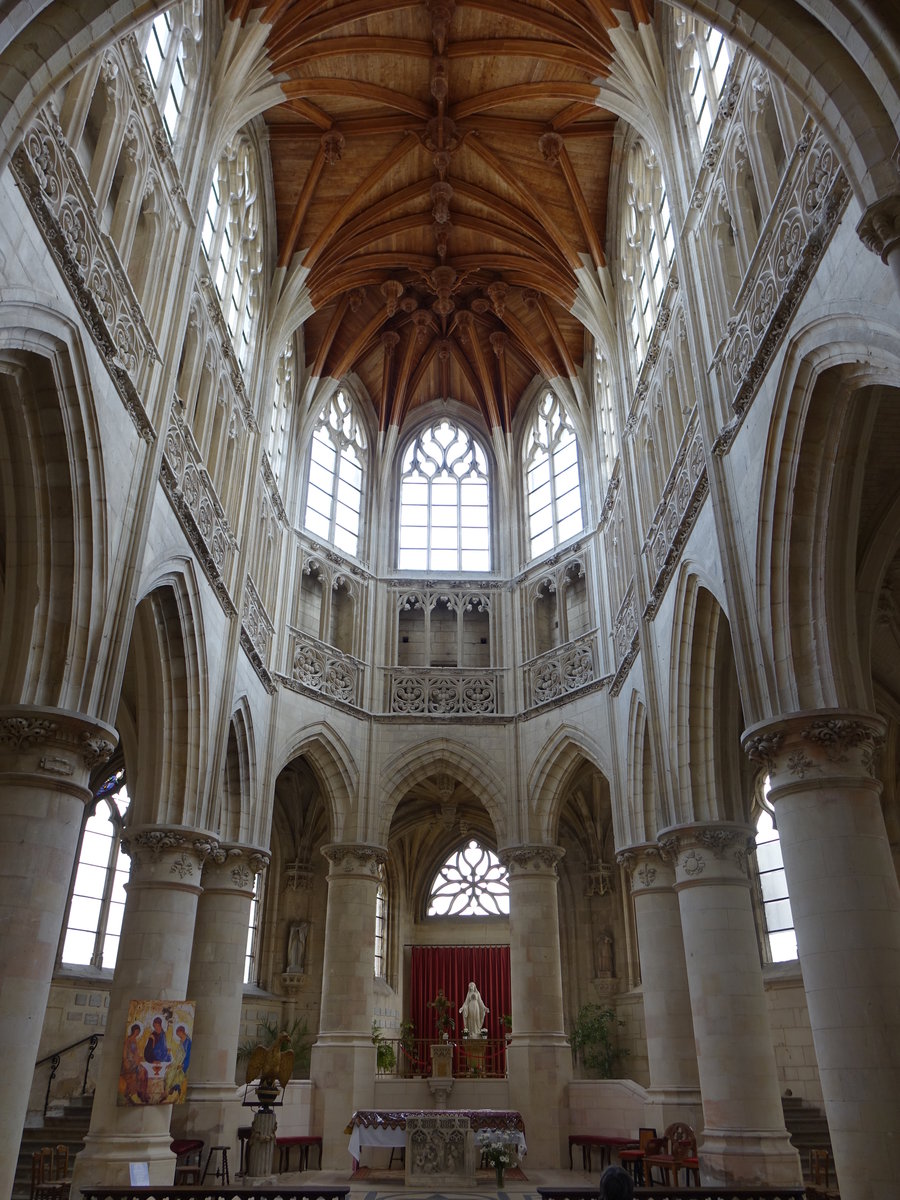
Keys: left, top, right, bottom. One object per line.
{"left": 857, "top": 192, "right": 900, "bottom": 262}
{"left": 657, "top": 822, "right": 754, "bottom": 887}
{"left": 617, "top": 843, "right": 673, "bottom": 892}
{"left": 499, "top": 843, "right": 565, "bottom": 876}
{"left": 121, "top": 825, "right": 219, "bottom": 887}
{"left": 743, "top": 709, "right": 885, "bottom": 790}
{"left": 0, "top": 706, "right": 118, "bottom": 782}
{"left": 321, "top": 842, "right": 387, "bottom": 878}
{"left": 202, "top": 843, "right": 270, "bottom": 892}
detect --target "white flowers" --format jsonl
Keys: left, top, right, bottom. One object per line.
{"left": 476, "top": 1133, "right": 518, "bottom": 1168}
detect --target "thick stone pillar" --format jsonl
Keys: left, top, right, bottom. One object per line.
{"left": 170, "top": 844, "right": 269, "bottom": 1155}
{"left": 71, "top": 826, "right": 214, "bottom": 1191}
{"left": 744, "top": 711, "right": 900, "bottom": 1200}
{"left": 499, "top": 844, "right": 572, "bottom": 1168}
{"left": 659, "top": 822, "right": 801, "bottom": 1187}
{"left": 857, "top": 192, "right": 900, "bottom": 297}
{"left": 0, "top": 705, "right": 117, "bottom": 1200}
{"left": 617, "top": 844, "right": 702, "bottom": 1134}
{"left": 309, "top": 843, "right": 385, "bottom": 1168}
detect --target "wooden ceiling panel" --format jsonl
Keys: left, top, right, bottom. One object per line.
{"left": 254, "top": 0, "right": 649, "bottom": 430}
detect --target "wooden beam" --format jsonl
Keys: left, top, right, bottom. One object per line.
{"left": 270, "top": 36, "right": 432, "bottom": 73}
{"left": 309, "top": 293, "right": 351, "bottom": 383}
{"left": 281, "top": 78, "right": 432, "bottom": 119}
{"left": 451, "top": 81, "right": 600, "bottom": 122}
{"left": 278, "top": 142, "right": 327, "bottom": 269}
{"left": 268, "top": 0, "right": 419, "bottom": 55}
{"left": 445, "top": 39, "right": 607, "bottom": 74}
{"left": 558, "top": 145, "right": 606, "bottom": 269}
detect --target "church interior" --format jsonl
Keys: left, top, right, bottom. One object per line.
{"left": 1, "top": 2, "right": 899, "bottom": 1200}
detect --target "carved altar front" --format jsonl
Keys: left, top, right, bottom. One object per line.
{"left": 405, "top": 1114, "right": 475, "bottom": 1188}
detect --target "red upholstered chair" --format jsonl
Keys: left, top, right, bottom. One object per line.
{"left": 619, "top": 1128, "right": 656, "bottom": 1185}
{"left": 644, "top": 1122, "right": 697, "bottom": 1187}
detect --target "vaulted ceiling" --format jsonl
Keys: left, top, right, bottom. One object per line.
{"left": 243, "top": 0, "right": 653, "bottom": 431}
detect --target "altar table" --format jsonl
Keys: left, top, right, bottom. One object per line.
{"left": 345, "top": 1109, "right": 527, "bottom": 1166}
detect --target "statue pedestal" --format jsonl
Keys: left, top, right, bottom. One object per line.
{"left": 247, "top": 1106, "right": 278, "bottom": 1179}
{"left": 427, "top": 1077, "right": 454, "bottom": 1107}
{"left": 406, "top": 1115, "right": 474, "bottom": 1188}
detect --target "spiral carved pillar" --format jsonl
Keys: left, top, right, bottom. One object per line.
{"left": 0, "top": 706, "right": 117, "bottom": 1200}
{"left": 659, "top": 821, "right": 801, "bottom": 1187}
{"left": 744, "top": 711, "right": 900, "bottom": 1200}
{"left": 310, "top": 842, "right": 386, "bottom": 1168}
{"left": 500, "top": 844, "right": 571, "bottom": 1168}
{"left": 170, "top": 844, "right": 269, "bottom": 1156}
{"left": 617, "top": 845, "right": 702, "bottom": 1134}
{"left": 71, "top": 827, "right": 213, "bottom": 1191}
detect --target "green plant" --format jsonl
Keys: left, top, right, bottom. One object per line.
{"left": 568, "top": 1003, "right": 628, "bottom": 1078}
{"left": 237, "top": 1015, "right": 312, "bottom": 1079}
{"left": 371, "top": 1021, "right": 396, "bottom": 1073}
{"left": 427, "top": 988, "right": 455, "bottom": 1039}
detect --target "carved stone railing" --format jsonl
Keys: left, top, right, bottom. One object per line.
{"left": 160, "top": 409, "right": 237, "bottom": 614}
{"left": 712, "top": 123, "right": 850, "bottom": 452}
{"left": 524, "top": 632, "right": 601, "bottom": 708}
{"left": 10, "top": 106, "right": 159, "bottom": 441}
{"left": 241, "top": 576, "right": 275, "bottom": 694}
{"left": 285, "top": 628, "right": 363, "bottom": 707}
{"left": 610, "top": 583, "right": 639, "bottom": 696}
{"left": 643, "top": 410, "right": 709, "bottom": 618}
{"left": 388, "top": 669, "right": 499, "bottom": 716}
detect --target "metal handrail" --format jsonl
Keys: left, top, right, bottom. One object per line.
{"left": 36, "top": 1032, "right": 103, "bottom": 1118}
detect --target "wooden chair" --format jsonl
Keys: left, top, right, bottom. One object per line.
{"left": 619, "top": 1127, "right": 656, "bottom": 1185}
{"left": 644, "top": 1122, "right": 697, "bottom": 1187}
{"left": 31, "top": 1147, "right": 69, "bottom": 1200}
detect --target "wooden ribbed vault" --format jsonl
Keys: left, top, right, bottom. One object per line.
{"left": 241, "top": 0, "right": 653, "bottom": 431}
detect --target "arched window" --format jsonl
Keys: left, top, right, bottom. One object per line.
{"left": 622, "top": 140, "right": 675, "bottom": 370}
{"left": 427, "top": 840, "right": 509, "bottom": 917}
{"left": 201, "top": 138, "right": 263, "bottom": 373}
{"left": 675, "top": 13, "right": 734, "bottom": 149}
{"left": 596, "top": 350, "right": 619, "bottom": 481}
{"left": 266, "top": 342, "right": 295, "bottom": 485}
{"left": 60, "top": 771, "right": 130, "bottom": 969}
{"left": 303, "top": 388, "right": 366, "bottom": 557}
{"left": 754, "top": 788, "right": 797, "bottom": 963}
{"left": 244, "top": 878, "right": 262, "bottom": 984}
{"left": 524, "top": 390, "right": 584, "bottom": 558}
{"left": 141, "top": 4, "right": 196, "bottom": 143}
{"left": 374, "top": 882, "right": 386, "bottom": 977}
{"left": 399, "top": 419, "right": 490, "bottom": 572}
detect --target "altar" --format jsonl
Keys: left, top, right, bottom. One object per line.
{"left": 345, "top": 1109, "right": 527, "bottom": 1168}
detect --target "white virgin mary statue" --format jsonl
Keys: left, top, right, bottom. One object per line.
{"left": 459, "top": 981, "right": 488, "bottom": 1039}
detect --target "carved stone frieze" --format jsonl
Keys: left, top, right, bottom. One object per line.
{"left": 610, "top": 582, "right": 639, "bottom": 697}
{"left": 160, "top": 409, "right": 238, "bottom": 616}
{"left": 10, "top": 109, "right": 158, "bottom": 442}
{"left": 527, "top": 632, "right": 598, "bottom": 708}
{"left": 390, "top": 669, "right": 498, "bottom": 715}
{"left": 712, "top": 127, "right": 850, "bottom": 454}
{"left": 290, "top": 628, "right": 361, "bottom": 706}
{"left": 241, "top": 576, "right": 276, "bottom": 694}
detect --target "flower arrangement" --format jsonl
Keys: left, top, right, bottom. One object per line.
{"left": 476, "top": 1133, "right": 518, "bottom": 1170}
{"left": 427, "top": 988, "right": 456, "bottom": 1040}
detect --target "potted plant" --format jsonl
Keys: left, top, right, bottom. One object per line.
{"left": 398, "top": 1018, "right": 417, "bottom": 1075}
{"left": 568, "top": 1003, "right": 628, "bottom": 1078}
{"left": 427, "top": 988, "right": 455, "bottom": 1041}
{"left": 371, "top": 1021, "right": 396, "bottom": 1074}
{"left": 475, "top": 1133, "right": 518, "bottom": 1187}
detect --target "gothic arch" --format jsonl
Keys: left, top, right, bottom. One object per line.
{"left": 528, "top": 725, "right": 609, "bottom": 844}
{"left": 756, "top": 316, "right": 900, "bottom": 715}
{"left": 624, "top": 692, "right": 663, "bottom": 845}
{"left": 273, "top": 722, "right": 357, "bottom": 844}
{"left": 215, "top": 698, "right": 256, "bottom": 845}
{"left": 0, "top": 303, "right": 108, "bottom": 711}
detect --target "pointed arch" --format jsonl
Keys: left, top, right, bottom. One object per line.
{"left": 527, "top": 724, "right": 609, "bottom": 844}
{"left": 274, "top": 721, "right": 358, "bottom": 843}
{"left": 624, "top": 691, "right": 663, "bottom": 845}
{"left": 216, "top": 697, "right": 257, "bottom": 844}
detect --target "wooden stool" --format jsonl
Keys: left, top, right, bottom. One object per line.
{"left": 810, "top": 1148, "right": 830, "bottom": 1188}
{"left": 200, "top": 1144, "right": 230, "bottom": 1185}
{"left": 237, "top": 1127, "right": 252, "bottom": 1176}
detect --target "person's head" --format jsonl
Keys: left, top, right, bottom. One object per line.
{"left": 152, "top": 1017, "right": 163, "bottom": 1031}
{"left": 130, "top": 1024, "right": 140, "bottom": 1036}
{"left": 176, "top": 1025, "right": 187, "bottom": 1040}
{"left": 599, "top": 1166, "right": 634, "bottom": 1200}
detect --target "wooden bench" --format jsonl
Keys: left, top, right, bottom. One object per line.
{"left": 276, "top": 1135, "right": 324, "bottom": 1172}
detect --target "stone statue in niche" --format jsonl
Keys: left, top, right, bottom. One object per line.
{"left": 286, "top": 920, "right": 309, "bottom": 972}
{"left": 596, "top": 931, "right": 615, "bottom": 977}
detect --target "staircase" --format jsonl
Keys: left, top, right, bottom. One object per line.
{"left": 781, "top": 1094, "right": 837, "bottom": 1197}
{"left": 12, "top": 1094, "right": 93, "bottom": 1200}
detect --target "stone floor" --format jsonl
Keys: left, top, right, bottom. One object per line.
{"left": 258, "top": 1165, "right": 594, "bottom": 1199}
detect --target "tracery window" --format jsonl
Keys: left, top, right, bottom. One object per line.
{"left": 266, "top": 342, "right": 295, "bottom": 485}
{"left": 524, "top": 390, "right": 584, "bottom": 558}
{"left": 596, "top": 350, "right": 619, "bottom": 480}
{"left": 244, "top": 880, "right": 262, "bottom": 984}
{"left": 622, "top": 140, "right": 675, "bottom": 370}
{"left": 427, "top": 840, "right": 509, "bottom": 917}
{"left": 374, "top": 882, "right": 386, "bottom": 977}
{"left": 60, "top": 771, "right": 130, "bottom": 969}
{"left": 399, "top": 419, "right": 490, "bottom": 572}
{"left": 675, "top": 13, "right": 733, "bottom": 149}
{"left": 754, "top": 789, "right": 797, "bottom": 963}
{"left": 200, "top": 139, "right": 262, "bottom": 373}
{"left": 141, "top": 6, "right": 193, "bottom": 143}
{"left": 303, "top": 388, "right": 366, "bottom": 557}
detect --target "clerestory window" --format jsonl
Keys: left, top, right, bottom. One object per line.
{"left": 622, "top": 139, "right": 676, "bottom": 371}
{"left": 303, "top": 388, "right": 366, "bottom": 557}
{"left": 398, "top": 419, "right": 490, "bottom": 572}
{"left": 524, "top": 390, "right": 584, "bottom": 559}
{"left": 675, "top": 12, "right": 734, "bottom": 150}
{"left": 754, "top": 787, "right": 797, "bottom": 963}
{"left": 427, "top": 840, "right": 509, "bottom": 917}
{"left": 60, "top": 771, "right": 130, "bottom": 970}
{"left": 141, "top": 6, "right": 193, "bottom": 144}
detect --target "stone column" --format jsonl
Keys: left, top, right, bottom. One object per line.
{"left": 659, "top": 821, "right": 801, "bottom": 1187}
{"left": 70, "top": 826, "right": 215, "bottom": 1191}
{"left": 499, "top": 844, "right": 572, "bottom": 1168}
{"left": 170, "top": 844, "right": 269, "bottom": 1155}
{"left": 857, "top": 192, "right": 900, "bottom": 297}
{"left": 309, "top": 843, "right": 385, "bottom": 1168}
{"left": 744, "top": 711, "right": 900, "bottom": 1200}
{"left": 617, "top": 844, "right": 702, "bottom": 1134}
{"left": 0, "top": 705, "right": 117, "bottom": 1200}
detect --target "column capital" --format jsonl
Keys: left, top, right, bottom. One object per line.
{"left": 857, "top": 191, "right": 900, "bottom": 263}
{"left": 321, "top": 841, "right": 387, "bottom": 878}
{"left": 657, "top": 821, "right": 754, "bottom": 888}
{"left": 121, "top": 824, "right": 221, "bottom": 890}
{"left": 0, "top": 704, "right": 117, "bottom": 781}
{"left": 742, "top": 709, "right": 884, "bottom": 792}
{"left": 499, "top": 843, "right": 565, "bottom": 875}
{"left": 616, "top": 843, "right": 675, "bottom": 893}
{"left": 201, "top": 842, "right": 270, "bottom": 893}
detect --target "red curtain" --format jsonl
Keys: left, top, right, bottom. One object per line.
{"left": 409, "top": 944, "right": 511, "bottom": 1074}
